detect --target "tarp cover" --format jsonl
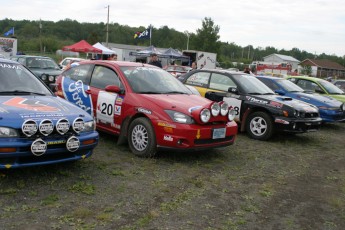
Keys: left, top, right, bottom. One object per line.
{"left": 62, "top": 40, "right": 102, "bottom": 54}
{"left": 162, "top": 48, "right": 189, "bottom": 59}
{"left": 136, "top": 45, "right": 162, "bottom": 56}
{"left": 93, "top": 42, "right": 116, "bottom": 55}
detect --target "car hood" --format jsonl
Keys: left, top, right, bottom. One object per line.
{"left": 0, "top": 95, "right": 92, "bottom": 128}
{"left": 291, "top": 92, "right": 342, "bottom": 107}
{"left": 31, "top": 68, "right": 62, "bottom": 76}
{"left": 255, "top": 95, "right": 319, "bottom": 112}
{"left": 140, "top": 94, "right": 212, "bottom": 114}
{"left": 328, "top": 94, "right": 345, "bottom": 103}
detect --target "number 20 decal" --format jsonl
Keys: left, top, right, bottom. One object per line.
{"left": 101, "top": 103, "right": 113, "bottom": 116}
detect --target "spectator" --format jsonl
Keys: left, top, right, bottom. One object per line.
{"left": 191, "top": 61, "right": 197, "bottom": 70}
{"left": 148, "top": 53, "right": 162, "bottom": 68}
{"left": 108, "top": 53, "right": 117, "bottom": 60}
{"left": 244, "top": 67, "right": 251, "bottom": 74}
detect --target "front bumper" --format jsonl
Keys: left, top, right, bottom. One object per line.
{"left": 274, "top": 117, "right": 322, "bottom": 133}
{"left": 0, "top": 131, "right": 99, "bottom": 169}
{"left": 153, "top": 120, "right": 238, "bottom": 151}
{"left": 319, "top": 109, "right": 345, "bottom": 123}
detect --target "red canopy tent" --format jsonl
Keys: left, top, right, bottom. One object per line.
{"left": 62, "top": 40, "right": 102, "bottom": 54}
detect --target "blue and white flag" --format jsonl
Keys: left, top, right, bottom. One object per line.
{"left": 4, "top": 27, "right": 14, "bottom": 36}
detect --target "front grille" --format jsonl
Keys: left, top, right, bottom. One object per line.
{"left": 194, "top": 135, "right": 234, "bottom": 145}
{"left": 300, "top": 112, "right": 319, "bottom": 118}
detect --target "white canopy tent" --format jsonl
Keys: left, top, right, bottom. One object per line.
{"left": 92, "top": 42, "right": 116, "bottom": 55}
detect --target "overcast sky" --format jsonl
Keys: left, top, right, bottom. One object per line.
{"left": 2, "top": 0, "right": 345, "bottom": 57}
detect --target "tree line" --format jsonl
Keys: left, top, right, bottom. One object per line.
{"left": 1, "top": 18, "right": 344, "bottom": 68}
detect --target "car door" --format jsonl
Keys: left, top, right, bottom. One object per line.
{"left": 88, "top": 65, "right": 124, "bottom": 134}
{"left": 294, "top": 79, "right": 324, "bottom": 94}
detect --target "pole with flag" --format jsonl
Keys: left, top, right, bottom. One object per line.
{"left": 4, "top": 27, "right": 14, "bottom": 37}
{"left": 134, "top": 25, "right": 152, "bottom": 45}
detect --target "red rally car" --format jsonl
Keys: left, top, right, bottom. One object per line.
{"left": 55, "top": 60, "right": 238, "bottom": 157}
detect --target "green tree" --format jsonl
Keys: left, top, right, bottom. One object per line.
{"left": 194, "top": 17, "right": 221, "bottom": 54}
{"left": 300, "top": 65, "right": 312, "bottom": 76}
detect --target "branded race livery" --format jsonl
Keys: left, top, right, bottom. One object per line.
{"left": 0, "top": 58, "right": 98, "bottom": 169}
{"left": 55, "top": 60, "right": 238, "bottom": 157}
{"left": 180, "top": 69, "right": 322, "bottom": 140}
{"left": 257, "top": 76, "right": 345, "bottom": 123}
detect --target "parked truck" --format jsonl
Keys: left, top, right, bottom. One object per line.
{"left": 0, "top": 36, "right": 17, "bottom": 59}
{"left": 182, "top": 50, "right": 217, "bottom": 69}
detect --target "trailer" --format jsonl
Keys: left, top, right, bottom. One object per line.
{"left": 182, "top": 50, "right": 217, "bottom": 69}
{"left": 0, "top": 36, "right": 17, "bottom": 59}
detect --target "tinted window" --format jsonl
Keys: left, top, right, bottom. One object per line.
{"left": 209, "top": 73, "right": 235, "bottom": 91}
{"left": 258, "top": 78, "right": 280, "bottom": 91}
{"left": 90, "top": 65, "right": 121, "bottom": 89}
{"left": 185, "top": 72, "right": 210, "bottom": 87}
{"left": 63, "top": 64, "right": 93, "bottom": 84}
{"left": 295, "top": 79, "right": 321, "bottom": 92}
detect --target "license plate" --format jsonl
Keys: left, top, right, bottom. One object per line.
{"left": 212, "top": 128, "right": 226, "bottom": 139}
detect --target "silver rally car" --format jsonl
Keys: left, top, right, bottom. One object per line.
{"left": 0, "top": 58, "right": 99, "bottom": 169}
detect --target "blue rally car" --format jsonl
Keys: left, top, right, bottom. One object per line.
{"left": 257, "top": 76, "right": 345, "bottom": 123}
{"left": 0, "top": 58, "right": 99, "bottom": 169}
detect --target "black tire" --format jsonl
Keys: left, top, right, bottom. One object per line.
{"left": 245, "top": 111, "right": 274, "bottom": 141}
{"left": 128, "top": 117, "right": 157, "bottom": 157}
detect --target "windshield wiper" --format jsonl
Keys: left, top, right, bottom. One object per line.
{"left": 248, "top": 92, "right": 262, "bottom": 95}
{"left": 0, "top": 90, "right": 47, "bottom": 96}
{"left": 262, "top": 92, "right": 274, "bottom": 95}
{"left": 163, "top": 91, "right": 187, "bottom": 94}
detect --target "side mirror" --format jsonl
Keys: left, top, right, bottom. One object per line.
{"left": 105, "top": 85, "right": 124, "bottom": 94}
{"left": 228, "top": 87, "right": 238, "bottom": 94}
{"left": 274, "top": 89, "right": 285, "bottom": 95}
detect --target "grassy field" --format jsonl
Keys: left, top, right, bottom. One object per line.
{"left": 0, "top": 123, "right": 344, "bottom": 230}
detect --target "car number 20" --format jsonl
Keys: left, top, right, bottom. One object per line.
{"left": 96, "top": 91, "right": 118, "bottom": 125}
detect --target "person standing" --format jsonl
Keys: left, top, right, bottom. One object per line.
{"left": 148, "top": 53, "right": 162, "bottom": 68}
{"left": 108, "top": 54, "right": 117, "bottom": 60}
{"left": 191, "top": 61, "right": 197, "bottom": 70}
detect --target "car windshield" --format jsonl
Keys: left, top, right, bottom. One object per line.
{"left": 121, "top": 66, "right": 192, "bottom": 94}
{"left": 236, "top": 74, "right": 275, "bottom": 95}
{"left": 277, "top": 79, "right": 304, "bottom": 92}
{"left": 27, "top": 57, "right": 60, "bottom": 70}
{"left": 318, "top": 79, "right": 344, "bottom": 94}
{"left": 0, "top": 62, "right": 52, "bottom": 95}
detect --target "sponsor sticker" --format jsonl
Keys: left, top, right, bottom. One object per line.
{"left": 163, "top": 135, "right": 173, "bottom": 142}
{"left": 96, "top": 91, "right": 117, "bottom": 124}
{"left": 137, "top": 108, "right": 152, "bottom": 114}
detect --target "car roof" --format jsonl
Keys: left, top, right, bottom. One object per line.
{"left": 11, "top": 55, "right": 52, "bottom": 59}
{"left": 256, "top": 75, "right": 283, "bottom": 80}
{"left": 287, "top": 75, "right": 322, "bottom": 82}
{"left": 0, "top": 58, "right": 20, "bottom": 64}
{"left": 78, "top": 60, "right": 157, "bottom": 67}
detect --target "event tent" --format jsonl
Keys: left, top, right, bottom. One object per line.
{"left": 136, "top": 45, "right": 162, "bottom": 56}
{"left": 62, "top": 40, "right": 102, "bottom": 53}
{"left": 92, "top": 42, "right": 116, "bottom": 55}
{"left": 162, "top": 48, "right": 189, "bottom": 59}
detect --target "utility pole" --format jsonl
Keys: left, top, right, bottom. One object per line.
{"left": 184, "top": 31, "right": 190, "bottom": 50}
{"left": 106, "top": 5, "right": 109, "bottom": 47}
{"left": 39, "top": 19, "right": 42, "bottom": 53}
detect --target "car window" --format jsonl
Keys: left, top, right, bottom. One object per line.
{"left": 63, "top": 64, "right": 93, "bottom": 85}
{"left": 90, "top": 65, "right": 122, "bottom": 89}
{"left": 209, "top": 73, "right": 235, "bottom": 91}
{"left": 0, "top": 62, "right": 51, "bottom": 95}
{"left": 185, "top": 72, "right": 210, "bottom": 88}
{"left": 295, "top": 79, "right": 321, "bottom": 92}
{"left": 17, "top": 57, "right": 26, "bottom": 65}
{"left": 258, "top": 78, "right": 280, "bottom": 91}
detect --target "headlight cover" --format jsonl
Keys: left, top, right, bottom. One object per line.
{"left": 220, "top": 102, "right": 229, "bottom": 116}
{"left": 200, "top": 108, "right": 211, "bottom": 123}
{"left": 0, "top": 127, "right": 19, "bottom": 137}
{"left": 228, "top": 108, "right": 236, "bottom": 121}
{"left": 41, "top": 74, "right": 47, "bottom": 81}
{"left": 165, "top": 110, "right": 193, "bottom": 124}
{"left": 211, "top": 102, "right": 220, "bottom": 116}
{"left": 48, "top": 75, "right": 55, "bottom": 82}
{"left": 82, "top": 120, "right": 96, "bottom": 132}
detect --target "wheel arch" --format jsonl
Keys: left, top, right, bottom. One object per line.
{"left": 241, "top": 106, "right": 274, "bottom": 132}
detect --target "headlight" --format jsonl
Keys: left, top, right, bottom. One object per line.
{"left": 41, "top": 74, "right": 47, "bottom": 81}
{"left": 200, "top": 108, "right": 211, "bottom": 123}
{"left": 165, "top": 110, "right": 193, "bottom": 124}
{"left": 0, "top": 127, "right": 19, "bottom": 137}
{"left": 228, "top": 108, "right": 236, "bottom": 121}
{"left": 49, "top": 75, "right": 55, "bottom": 82}
{"left": 82, "top": 120, "right": 96, "bottom": 132}
{"left": 220, "top": 102, "right": 229, "bottom": 116}
{"left": 342, "top": 103, "right": 345, "bottom": 111}
{"left": 211, "top": 102, "right": 220, "bottom": 116}
{"left": 293, "top": 110, "right": 299, "bottom": 117}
